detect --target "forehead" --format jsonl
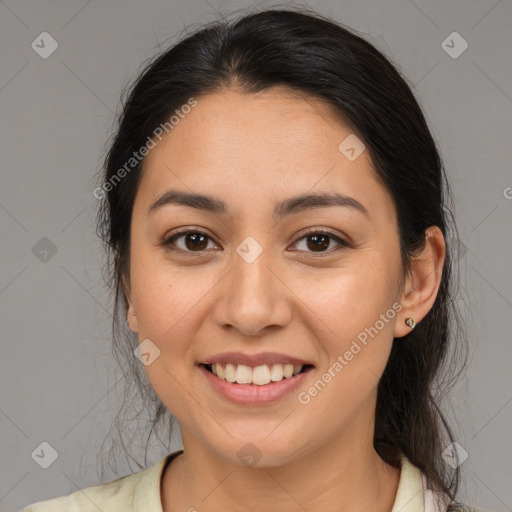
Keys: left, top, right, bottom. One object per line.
{"left": 136, "top": 87, "right": 395, "bottom": 225}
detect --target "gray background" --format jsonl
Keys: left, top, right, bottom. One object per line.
{"left": 1, "top": 0, "right": 511, "bottom": 511}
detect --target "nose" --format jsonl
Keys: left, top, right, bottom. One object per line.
{"left": 212, "top": 242, "right": 292, "bottom": 337}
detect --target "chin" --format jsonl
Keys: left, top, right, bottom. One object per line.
{"left": 207, "top": 434, "right": 309, "bottom": 469}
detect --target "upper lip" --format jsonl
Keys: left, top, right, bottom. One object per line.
{"left": 199, "top": 351, "right": 315, "bottom": 368}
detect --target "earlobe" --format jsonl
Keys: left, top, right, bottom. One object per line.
{"left": 394, "top": 226, "right": 446, "bottom": 338}
{"left": 127, "top": 299, "right": 139, "bottom": 333}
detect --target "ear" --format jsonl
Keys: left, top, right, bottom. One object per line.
{"left": 118, "top": 257, "right": 138, "bottom": 334}
{"left": 394, "top": 226, "right": 446, "bottom": 338}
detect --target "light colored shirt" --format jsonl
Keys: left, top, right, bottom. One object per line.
{"left": 20, "top": 450, "right": 477, "bottom": 512}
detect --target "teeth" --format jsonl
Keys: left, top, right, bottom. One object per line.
{"left": 252, "top": 365, "right": 271, "bottom": 385}
{"left": 270, "top": 364, "right": 284, "bottom": 381}
{"left": 235, "top": 364, "right": 253, "bottom": 384}
{"left": 283, "top": 364, "right": 294, "bottom": 378}
{"left": 209, "top": 363, "right": 305, "bottom": 385}
{"left": 216, "top": 363, "right": 226, "bottom": 379}
{"left": 225, "top": 363, "right": 236, "bottom": 383}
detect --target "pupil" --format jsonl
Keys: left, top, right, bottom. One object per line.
{"left": 186, "top": 233, "right": 208, "bottom": 251}
{"left": 307, "top": 234, "right": 329, "bottom": 252}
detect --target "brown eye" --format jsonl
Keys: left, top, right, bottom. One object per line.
{"left": 292, "top": 229, "right": 350, "bottom": 254}
{"left": 162, "top": 229, "right": 218, "bottom": 253}
{"left": 161, "top": 228, "right": 349, "bottom": 256}
{"left": 304, "top": 233, "right": 331, "bottom": 252}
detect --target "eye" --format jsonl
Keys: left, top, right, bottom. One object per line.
{"left": 291, "top": 228, "right": 350, "bottom": 254}
{"left": 161, "top": 227, "right": 350, "bottom": 255}
{"left": 161, "top": 228, "right": 219, "bottom": 253}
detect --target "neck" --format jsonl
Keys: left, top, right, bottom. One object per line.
{"left": 161, "top": 431, "right": 400, "bottom": 512}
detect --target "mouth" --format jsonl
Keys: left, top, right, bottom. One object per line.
{"left": 200, "top": 362, "right": 315, "bottom": 386}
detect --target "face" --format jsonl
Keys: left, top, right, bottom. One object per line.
{"left": 125, "top": 86, "right": 407, "bottom": 467}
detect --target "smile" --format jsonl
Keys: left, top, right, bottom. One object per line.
{"left": 199, "top": 363, "right": 315, "bottom": 405}
{"left": 203, "top": 362, "right": 313, "bottom": 385}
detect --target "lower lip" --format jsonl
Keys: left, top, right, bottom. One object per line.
{"left": 198, "top": 364, "right": 314, "bottom": 405}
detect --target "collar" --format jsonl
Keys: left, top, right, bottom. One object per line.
{"left": 134, "top": 448, "right": 183, "bottom": 512}
{"left": 391, "top": 453, "right": 426, "bottom": 512}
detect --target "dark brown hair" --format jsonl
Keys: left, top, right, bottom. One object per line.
{"left": 96, "top": 6, "right": 468, "bottom": 505}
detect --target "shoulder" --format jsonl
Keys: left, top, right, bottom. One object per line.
{"left": 20, "top": 451, "right": 181, "bottom": 512}
{"left": 19, "top": 474, "right": 129, "bottom": 511}
{"left": 423, "top": 485, "right": 487, "bottom": 512}
{"left": 20, "top": 470, "right": 145, "bottom": 512}
{"left": 404, "top": 454, "right": 487, "bottom": 512}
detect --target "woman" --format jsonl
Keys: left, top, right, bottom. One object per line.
{"left": 22, "top": 7, "right": 485, "bottom": 512}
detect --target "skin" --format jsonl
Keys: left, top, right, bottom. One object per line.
{"left": 124, "top": 86, "right": 446, "bottom": 512}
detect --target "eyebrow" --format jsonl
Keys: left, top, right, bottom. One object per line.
{"left": 147, "top": 189, "right": 370, "bottom": 219}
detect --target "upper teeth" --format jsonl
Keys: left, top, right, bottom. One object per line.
{"left": 209, "top": 363, "right": 304, "bottom": 385}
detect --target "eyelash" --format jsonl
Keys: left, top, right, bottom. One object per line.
{"left": 160, "top": 227, "right": 351, "bottom": 256}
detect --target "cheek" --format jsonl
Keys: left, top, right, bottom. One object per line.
{"left": 302, "top": 256, "right": 399, "bottom": 396}
{"left": 129, "top": 246, "right": 209, "bottom": 338}
{"left": 303, "top": 255, "right": 399, "bottom": 334}
{"left": 129, "top": 268, "right": 203, "bottom": 416}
